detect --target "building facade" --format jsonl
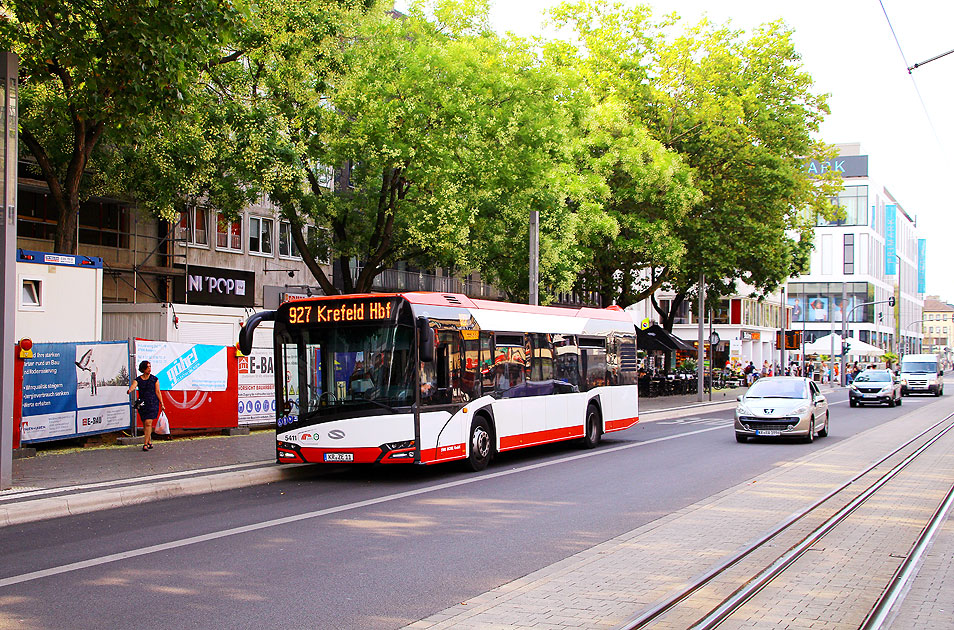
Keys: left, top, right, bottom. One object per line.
{"left": 921, "top": 296, "right": 953, "bottom": 356}
{"left": 787, "top": 144, "right": 924, "bottom": 356}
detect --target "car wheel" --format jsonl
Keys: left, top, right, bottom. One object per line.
{"left": 465, "top": 416, "right": 493, "bottom": 472}
{"left": 805, "top": 417, "right": 815, "bottom": 443}
{"left": 818, "top": 412, "right": 829, "bottom": 438}
{"left": 888, "top": 395, "right": 896, "bottom": 408}
{"left": 580, "top": 404, "right": 602, "bottom": 449}
{"left": 735, "top": 432, "right": 748, "bottom": 443}
{"left": 849, "top": 399, "right": 857, "bottom": 408}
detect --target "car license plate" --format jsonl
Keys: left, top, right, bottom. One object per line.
{"left": 324, "top": 452, "right": 353, "bottom": 462}
{"left": 863, "top": 394, "right": 878, "bottom": 398}
{"left": 756, "top": 430, "right": 781, "bottom": 436}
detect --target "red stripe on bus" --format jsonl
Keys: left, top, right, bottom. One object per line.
{"left": 605, "top": 416, "right": 639, "bottom": 432}
{"left": 419, "top": 443, "right": 467, "bottom": 464}
{"left": 499, "top": 426, "right": 585, "bottom": 451}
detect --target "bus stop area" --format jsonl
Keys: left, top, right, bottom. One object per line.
{"left": 0, "top": 385, "right": 752, "bottom": 527}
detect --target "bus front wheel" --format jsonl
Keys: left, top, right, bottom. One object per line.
{"left": 466, "top": 416, "right": 493, "bottom": 472}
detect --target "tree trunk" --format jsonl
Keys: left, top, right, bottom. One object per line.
{"left": 288, "top": 219, "right": 337, "bottom": 296}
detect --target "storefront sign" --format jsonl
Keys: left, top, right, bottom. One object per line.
{"left": 20, "top": 341, "right": 131, "bottom": 443}
{"left": 918, "top": 239, "right": 927, "bottom": 294}
{"left": 805, "top": 155, "right": 868, "bottom": 178}
{"left": 740, "top": 331, "right": 761, "bottom": 341}
{"left": 173, "top": 264, "right": 255, "bottom": 307}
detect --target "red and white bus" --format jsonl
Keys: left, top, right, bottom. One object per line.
{"left": 238, "top": 292, "right": 639, "bottom": 471}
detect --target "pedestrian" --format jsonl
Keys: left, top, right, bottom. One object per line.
{"left": 127, "top": 360, "right": 164, "bottom": 451}
{"left": 744, "top": 361, "right": 755, "bottom": 385}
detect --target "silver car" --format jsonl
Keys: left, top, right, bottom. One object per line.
{"left": 734, "top": 376, "right": 829, "bottom": 443}
{"left": 849, "top": 369, "right": 902, "bottom": 407}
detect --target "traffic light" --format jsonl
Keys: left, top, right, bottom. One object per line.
{"left": 888, "top": 296, "right": 896, "bottom": 307}
{"left": 842, "top": 340, "right": 851, "bottom": 354}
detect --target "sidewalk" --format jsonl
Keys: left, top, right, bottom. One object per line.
{"left": 0, "top": 383, "right": 825, "bottom": 527}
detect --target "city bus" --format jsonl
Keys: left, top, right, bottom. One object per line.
{"left": 238, "top": 292, "right": 639, "bottom": 471}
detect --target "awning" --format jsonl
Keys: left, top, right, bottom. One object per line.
{"left": 637, "top": 324, "right": 695, "bottom": 352}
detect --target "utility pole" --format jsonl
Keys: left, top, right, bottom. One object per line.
{"left": 0, "top": 53, "right": 18, "bottom": 490}
{"left": 697, "top": 273, "right": 705, "bottom": 402}
{"left": 529, "top": 210, "right": 539, "bottom": 306}
{"left": 779, "top": 286, "right": 786, "bottom": 375}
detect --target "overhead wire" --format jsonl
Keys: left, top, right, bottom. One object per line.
{"left": 878, "top": 0, "right": 951, "bottom": 164}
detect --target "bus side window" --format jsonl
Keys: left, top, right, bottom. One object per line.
{"left": 462, "top": 333, "right": 480, "bottom": 402}
{"left": 490, "top": 334, "right": 526, "bottom": 396}
{"left": 554, "top": 334, "right": 580, "bottom": 389}
{"left": 479, "top": 332, "right": 494, "bottom": 395}
{"left": 580, "top": 337, "right": 607, "bottom": 390}
{"left": 618, "top": 336, "right": 638, "bottom": 385}
{"left": 531, "top": 333, "right": 553, "bottom": 382}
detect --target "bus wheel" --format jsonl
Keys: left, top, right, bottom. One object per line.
{"left": 466, "top": 416, "right": 493, "bottom": 472}
{"left": 580, "top": 405, "right": 602, "bottom": 449}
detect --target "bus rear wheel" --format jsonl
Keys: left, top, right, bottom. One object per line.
{"left": 466, "top": 416, "right": 493, "bottom": 472}
{"left": 580, "top": 405, "right": 602, "bottom": 449}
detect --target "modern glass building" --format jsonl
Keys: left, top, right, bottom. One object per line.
{"left": 788, "top": 144, "right": 924, "bottom": 355}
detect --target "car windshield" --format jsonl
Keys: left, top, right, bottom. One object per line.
{"left": 855, "top": 371, "right": 891, "bottom": 382}
{"left": 746, "top": 379, "right": 807, "bottom": 399}
{"left": 901, "top": 362, "right": 937, "bottom": 373}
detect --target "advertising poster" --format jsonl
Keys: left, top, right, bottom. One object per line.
{"left": 136, "top": 340, "right": 228, "bottom": 391}
{"left": 238, "top": 350, "right": 277, "bottom": 425}
{"left": 808, "top": 297, "right": 829, "bottom": 322}
{"left": 20, "top": 341, "right": 131, "bottom": 443}
{"left": 787, "top": 297, "right": 803, "bottom": 322}
{"left": 134, "top": 340, "right": 238, "bottom": 431}
{"left": 834, "top": 296, "right": 855, "bottom": 323}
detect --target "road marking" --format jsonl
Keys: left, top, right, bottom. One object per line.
{"left": 0, "top": 461, "right": 275, "bottom": 502}
{"left": 0, "top": 424, "right": 726, "bottom": 588}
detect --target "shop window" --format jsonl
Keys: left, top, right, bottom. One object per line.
{"left": 843, "top": 234, "right": 854, "bottom": 275}
{"left": 249, "top": 216, "right": 274, "bottom": 255}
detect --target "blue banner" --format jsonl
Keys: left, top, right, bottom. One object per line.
{"left": 885, "top": 204, "right": 897, "bottom": 275}
{"left": 21, "top": 341, "right": 132, "bottom": 443}
{"left": 918, "top": 239, "right": 927, "bottom": 294}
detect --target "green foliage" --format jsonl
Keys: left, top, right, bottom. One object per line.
{"left": 1, "top": 0, "right": 247, "bottom": 252}
{"left": 550, "top": 2, "right": 841, "bottom": 314}
{"left": 253, "top": 0, "right": 582, "bottom": 296}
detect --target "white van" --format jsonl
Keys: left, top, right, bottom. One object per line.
{"left": 899, "top": 353, "right": 944, "bottom": 396}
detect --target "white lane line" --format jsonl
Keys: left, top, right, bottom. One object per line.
{"left": 0, "top": 460, "right": 275, "bottom": 502}
{"left": 0, "top": 424, "right": 726, "bottom": 589}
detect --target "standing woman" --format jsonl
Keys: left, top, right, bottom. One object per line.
{"left": 127, "top": 360, "right": 164, "bottom": 451}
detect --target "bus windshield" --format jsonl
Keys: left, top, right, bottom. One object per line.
{"left": 281, "top": 324, "right": 416, "bottom": 420}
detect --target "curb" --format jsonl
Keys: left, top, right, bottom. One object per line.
{"left": 0, "top": 464, "right": 311, "bottom": 528}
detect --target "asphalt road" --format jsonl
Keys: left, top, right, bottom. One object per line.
{"left": 0, "top": 389, "right": 947, "bottom": 630}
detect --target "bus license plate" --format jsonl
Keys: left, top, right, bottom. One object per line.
{"left": 324, "top": 452, "right": 353, "bottom": 462}
{"left": 756, "top": 430, "right": 781, "bottom": 436}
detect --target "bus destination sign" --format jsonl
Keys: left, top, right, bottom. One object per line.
{"left": 285, "top": 299, "right": 396, "bottom": 325}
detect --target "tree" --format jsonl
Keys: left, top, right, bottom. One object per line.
{"left": 550, "top": 2, "right": 841, "bottom": 317}
{"left": 0, "top": 0, "right": 246, "bottom": 253}
{"left": 257, "top": 0, "right": 581, "bottom": 297}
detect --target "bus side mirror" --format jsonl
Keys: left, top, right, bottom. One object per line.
{"left": 418, "top": 317, "right": 434, "bottom": 363}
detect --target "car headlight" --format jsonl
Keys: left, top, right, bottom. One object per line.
{"left": 736, "top": 403, "right": 753, "bottom": 416}
{"left": 792, "top": 405, "right": 809, "bottom": 414}
{"left": 849, "top": 384, "right": 858, "bottom": 391}
{"left": 900, "top": 378, "right": 908, "bottom": 385}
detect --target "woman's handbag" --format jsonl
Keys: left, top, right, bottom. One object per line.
{"left": 133, "top": 397, "right": 145, "bottom": 410}
{"left": 154, "top": 411, "right": 171, "bottom": 435}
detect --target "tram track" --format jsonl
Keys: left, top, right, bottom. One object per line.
{"left": 615, "top": 411, "right": 954, "bottom": 630}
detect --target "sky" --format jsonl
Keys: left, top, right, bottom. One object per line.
{"left": 400, "top": 0, "right": 954, "bottom": 301}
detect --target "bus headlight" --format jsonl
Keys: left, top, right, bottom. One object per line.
{"left": 383, "top": 440, "right": 415, "bottom": 451}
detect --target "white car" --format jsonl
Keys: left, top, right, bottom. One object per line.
{"left": 735, "top": 376, "right": 829, "bottom": 443}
